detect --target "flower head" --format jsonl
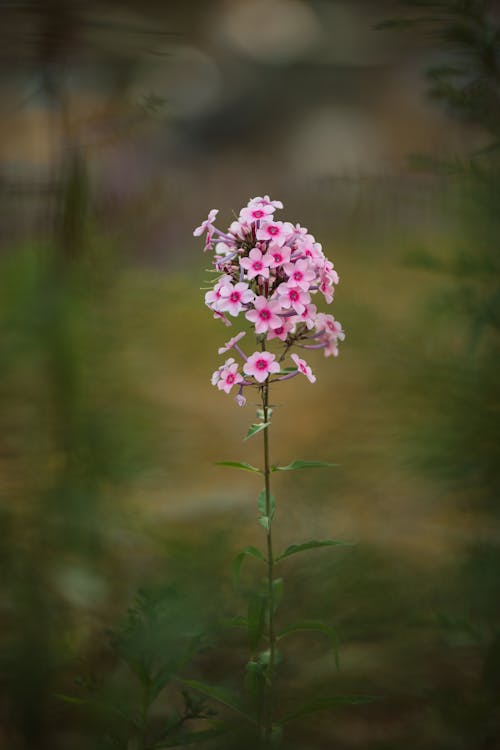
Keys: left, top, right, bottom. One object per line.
{"left": 195, "top": 196, "right": 344, "bottom": 402}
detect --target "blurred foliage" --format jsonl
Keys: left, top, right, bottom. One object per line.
{"left": 378, "top": 1, "right": 500, "bottom": 141}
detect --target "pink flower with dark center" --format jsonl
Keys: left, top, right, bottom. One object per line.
{"left": 291, "top": 353, "right": 316, "bottom": 383}
{"left": 239, "top": 203, "right": 274, "bottom": 223}
{"left": 266, "top": 316, "right": 294, "bottom": 341}
{"left": 319, "top": 278, "right": 335, "bottom": 304}
{"left": 218, "top": 331, "right": 246, "bottom": 355}
{"left": 320, "top": 259, "right": 339, "bottom": 285}
{"left": 240, "top": 247, "right": 273, "bottom": 280}
{"left": 245, "top": 296, "right": 283, "bottom": 334}
{"left": 256, "top": 221, "right": 293, "bottom": 247}
{"left": 294, "top": 302, "right": 318, "bottom": 329}
{"left": 243, "top": 351, "right": 281, "bottom": 383}
{"left": 315, "top": 313, "right": 345, "bottom": 340}
{"left": 194, "top": 209, "right": 219, "bottom": 237}
{"left": 276, "top": 283, "right": 311, "bottom": 315}
{"left": 299, "top": 237, "right": 324, "bottom": 264}
{"left": 219, "top": 282, "right": 255, "bottom": 317}
{"left": 205, "top": 275, "right": 233, "bottom": 312}
{"left": 283, "top": 259, "right": 316, "bottom": 291}
{"left": 215, "top": 358, "right": 244, "bottom": 393}
{"left": 267, "top": 243, "right": 292, "bottom": 269}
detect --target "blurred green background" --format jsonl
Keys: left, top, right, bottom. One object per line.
{"left": 1, "top": 1, "right": 499, "bottom": 748}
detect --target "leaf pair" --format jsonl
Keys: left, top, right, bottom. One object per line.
{"left": 181, "top": 679, "right": 377, "bottom": 728}
{"left": 215, "top": 458, "right": 338, "bottom": 474}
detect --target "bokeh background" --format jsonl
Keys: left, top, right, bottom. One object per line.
{"left": 1, "top": 1, "right": 499, "bottom": 748}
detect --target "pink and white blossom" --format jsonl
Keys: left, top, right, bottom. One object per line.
{"left": 266, "top": 316, "right": 295, "bottom": 341}
{"left": 283, "top": 259, "right": 316, "bottom": 291}
{"left": 267, "top": 243, "right": 292, "bottom": 269}
{"left": 294, "top": 302, "right": 318, "bottom": 329}
{"left": 218, "top": 281, "right": 255, "bottom": 317}
{"left": 205, "top": 275, "right": 233, "bottom": 312}
{"left": 218, "top": 331, "right": 247, "bottom": 355}
{"left": 239, "top": 203, "right": 275, "bottom": 223}
{"left": 214, "top": 358, "right": 244, "bottom": 393}
{"left": 240, "top": 247, "right": 273, "bottom": 280}
{"left": 248, "top": 195, "right": 283, "bottom": 210}
{"left": 256, "top": 220, "right": 294, "bottom": 247}
{"left": 243, "top": 351, "right": 281, "bottom": 383}
{"left": 291, "top": 353, "right": 316, "bottom": 383}
{"left": 276, "top": 283, "right": 311, "bottom": 315}
{"left": 245, "top": 296, "right": 283, "bottom": 334}
{"left": 194, "top": 209, "right": 218, "bottom": 237}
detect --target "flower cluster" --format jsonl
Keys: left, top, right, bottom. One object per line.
{"left": 195, "top": 196, "right": 345, "bottom": 405}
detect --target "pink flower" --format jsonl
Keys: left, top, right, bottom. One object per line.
{"left": 239, "top": 203, "right": 275, "bottom": 223}
{"left": 243, "top": 351, "right": 281, "bottom": 383}
{"left": 205, "top": 275, "right": 233, "bottom": 312}
{"left": 218, "top": 331, "right": 246, "bottom": 355}
{"left": 291, "top": 353, "right": 316, "bottom": 383}
{"left": 215, "top": 358, "right": 244, "bottom": 393}
{"left": 249, "top": 195, "right": 283, "bottom": 210}
{"left": 283, "top": 259, "right": 316, "bottom": 291}
{"left": 266, "top": 316, "right": 295, "bottom": 341}
{"left": 276, "top": 283, "right": 311, "bottom": 315}
{"left": 293, "top": 302, "right": 318, "bottom": 329}
{"left": 218, "top": 282, "right": 255, "bottom": 317}
{"left": 240, "top": 247, "right": 273, "bottom": 280}
{"left": 315, "top": 313, "right": 345, "bottom": 340}
{"left": 319, "top": 278, "right": 335, "bottom": 304}
{"left": 256, "top": 220, "right": 293, "bottom": 247}
{"left": 245, "top": 296, "right": 283, "bottom": 334}
{"left": 194, "top": 209, "right": 218, "bottom": 237}
{"left": 267, "top": 243, "right": 292, "bottom": 269}
{"left": 298, "top": 237, "right": 324, "bottom": 264}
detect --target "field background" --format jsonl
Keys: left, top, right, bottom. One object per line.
{"left": 1, "top": 2, "right": 499, "bottom": 748}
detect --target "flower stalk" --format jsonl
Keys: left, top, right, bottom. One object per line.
{"left": 261, "top": 360, "right": 275, "bottom": 740}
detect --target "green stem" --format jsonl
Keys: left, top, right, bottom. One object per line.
{"left": 261, "top": 377, "right": 275, "bottom": 741}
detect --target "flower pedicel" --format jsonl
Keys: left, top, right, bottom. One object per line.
{"left": 195, "top": 196, "right": 345, "bottom": 402}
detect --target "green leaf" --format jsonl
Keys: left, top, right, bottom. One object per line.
{"left": 180, "top": 680, "right": 256, "bottom": 725}
{"left": 214, "top": 461, "right": 262, "bottom": 474}
{"left": 247, "top": 595, "right": 266, "bottom": 651}
{"left": 244, "top": 423, "right": 270, "bottom": 441}
{"left": 276, "top": 620, "right": 340, "bottom": 671}
{"left": 271, "top": 460, "right": 337, "bottom": 472}
{"left": 257, "top": 490, "right": 275, "bottom": 520}
{"left": 280, "top": 694, "right": 377, "bottom": 724}
{"left": 275, "top": 539, "right": 350, "bottom": 562}
{"left": 258, "top": 516, "right": 270, "bottom": 531}
{"left": 232, "top": 547, "right": 266, "bottom": 590}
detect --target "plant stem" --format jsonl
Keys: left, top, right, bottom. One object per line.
{"left": 261, "top": 377, "right": 275, "bottom": 741}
